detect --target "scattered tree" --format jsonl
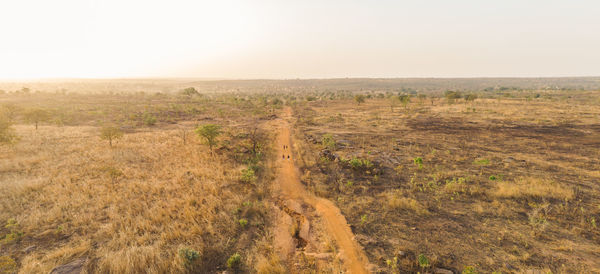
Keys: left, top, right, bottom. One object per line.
{"left": 354, "top": 94, "right": 366, "bottom": 105}
{"left": 100, "top": 126, "right": 124, "bottom": 147}
{"left": 464, "top": 94, "right": 478, "bottom": 102}
{"left": 180, "top": 87, "right": 199, "bottom": 97}
{"left": 444, "top": 90, "right": 462, "bottom": 104}
{"left": 25, "top": 108, "right": 50, "bottom": 130}
{"left": 195, "top": 124, "right": 221, "bottom": 153}
{"left": 247, "top": 125, "right": 264, "bottom": 156}
{"left": 398, "top": 94, "right": 410, "bottom": 109}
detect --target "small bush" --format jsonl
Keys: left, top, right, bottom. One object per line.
{"left": 3, "top": 219, "right": 23, "bottom": 244}
{"left": 240, "top": 168, "right": 256, "bottom": 183}
{"left": 348, "top": 157, "right": 373, "bottom": 170}
{"left": 463, "top": 266, "right": 478, "bottom": 274}
{"left": 473, "top": 158, "right": 490, "bottom": 166}
{"left": 179, "top": 247, "right": 200, "bottom": 268}
{"left": 413, "top": 157, "right": 423, "bottom": 169}
{"left": 238, "top": 219, "right": 248, "bottom": 228}
{"left": 227, "top": 253, "right": 242, "bottom": 269}
{"left": 354, "top": 94, "right": 366, "bottom": 105}
{"left": 417, "top": 254, "right": 430, "bottom": 268}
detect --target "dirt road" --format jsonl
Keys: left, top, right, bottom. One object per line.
{"left": 273, "top": 107, "right": 369, "bottom": 273}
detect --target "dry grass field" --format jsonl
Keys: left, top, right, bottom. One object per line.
{"left": 292, "top": 92, "right": 600, "bottom": 273}
{"left": 1, "top": 79, "right": 600, "bottom": 273}
{"left": 0, "top": 90, "right": 286, "bottom": 273}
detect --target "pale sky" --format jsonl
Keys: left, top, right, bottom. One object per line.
{"left": 0, "top": 0, "right": 599, "bottom": 79}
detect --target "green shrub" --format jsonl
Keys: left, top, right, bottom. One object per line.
{"left": 463, "top": 266, "right": 478, "bottom": 274}
{"left": 473, "top": 158, "right": 490, "bottom": 166}
{"left": 179, "top": 247, "right": 199, "bottom": 267}
{"left": 3, "top": 219, "right": 23, "bottom": 244}
{"left": 489, "top": 175, "right": 498, "bottom": 181}
{"left": 413, "top": 157, "right": 423, "bottom": 169}
{"left": 354, "top": 94, "right": 366, "bottom": 105}
{"left": 417, "top": 254, "right": 430, "bottom": 268}
{"left": 349, "top": 157, "right": 373, "bottom": 169}
{"left": 238, "top": 218, "right": 248, "bottom": 228}
{"left": 241, "top": 168, "right": 256, "bottom": 183}
{"left": 227, "top": 253, "right": 242, "bottom": 269}
{"left": 195, "top": 124, "right": 221, "bottom": 152}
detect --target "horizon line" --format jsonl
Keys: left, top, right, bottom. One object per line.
{"left": 1, "top": 75, "right": 600, "bottom": 82}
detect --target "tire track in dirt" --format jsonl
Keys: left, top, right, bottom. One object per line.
{"left": 272, "top": 107, "right": 369, "bottom": 273}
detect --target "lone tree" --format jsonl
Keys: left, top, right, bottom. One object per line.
{"left": 465, "top": 94, "right": 478, "bottom": 103}
{"left": 180, "top": 87, "right": 199, "bottom": 97}
{"left": 444, "top": 90, "right": 462, "bottom": 104}
{"left": 247, "top": 125, "right": 264, "bottom": 156}
{"left": 354, "top": 94, "right": 366, "bottom": 105}
{"left": 398, "top": 94, "right": 411, "bottom": 109}
{"left": 25, "top": 108, "right": 50, "bottom": 130}
{"left": 100, "top": 126, "right": 124, "bottom": 147}
{"left": 195, "top": 124, "right": 221, "bottom": 153}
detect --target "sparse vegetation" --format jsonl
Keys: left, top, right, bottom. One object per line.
{"left": 290, "top": 83, "right": 600, "bottom": 273}
{"left": 100, "top": 126, "right": 124, "bottom": 147}
{"left": 1, "top": 78, "right": 599, "bottom": 273}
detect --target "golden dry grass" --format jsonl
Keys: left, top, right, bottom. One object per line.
{"left": 383, "top": 191, "right": 429, "bottom": 215}
{"left": 493, "top": 177, "right": 574, "bottom": 200}
{"left": 0, "top": 100, "right": 277, "bottom": 273}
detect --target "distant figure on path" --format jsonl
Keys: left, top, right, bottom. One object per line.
{"left": 282, "top": 154, "right": 285, "bottom": 159}
{"left": 287, "top": 155, "right": 290, "bottom": 159}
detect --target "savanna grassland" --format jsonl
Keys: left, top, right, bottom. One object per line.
{"left": 0, "top": 86, "right": 288, "bottom": 273}
{"left": 292, "top": 89, "right": 600, "bottom": 273}
{"left": 1, "top": 78, "right": 600, "bottom": 273}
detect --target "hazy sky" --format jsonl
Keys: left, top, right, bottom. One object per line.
{"left": 1, "top": 0, "right": 599, "bottom": 79}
